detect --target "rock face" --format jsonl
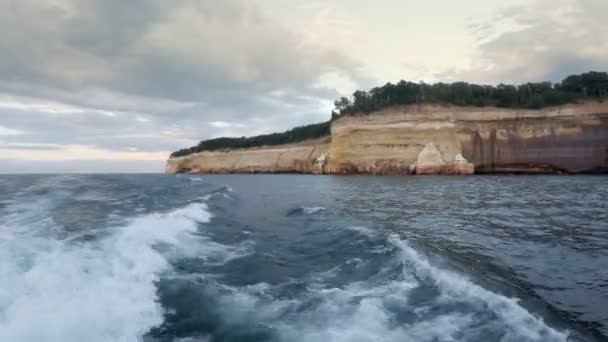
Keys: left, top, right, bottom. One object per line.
{"left": 326, "top": 102, "right": 608, "bottom": 175}
{"left": 411, "top": 143, "right": 445, "bottom": 174}
{"left": 449, "top": 154, "right": 476, "bottom": 175}
{"left": 166, "top": 102, "right": 608, "bottom": 175}
{"left": 165, "top": 138, "right": 330, "bottom": 174}
{"left": 407, "top": 143, "right": 474, "bottom": 175}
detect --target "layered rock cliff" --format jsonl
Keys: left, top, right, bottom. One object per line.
{"left": 166, "top": 102, "right": 608, "bottom": 175}
{"left": 165, "top": 137, "right": 330, "bottom": 174}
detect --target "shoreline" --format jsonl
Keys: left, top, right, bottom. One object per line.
{"left": 167, "top": 103, "right": 608, "bottom": 175}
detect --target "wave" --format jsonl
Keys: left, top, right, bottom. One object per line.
{"left": 199, "top": 185, "right": 234, "bottom": 201}
{"left": 346, "top": 225, "right": 376, "bottom": 238}
{"left": 287, "top": 206, "right": 326, "bottom": 216}
{"left": 0, "top": 181, "right": 573, "bottom": 342}
{"left": 185, "top": 230, "right": 570, "bottom": 342}
{"left": 0, "top": 201, "right": 213, "bottom": 342}
{"left": 188, "top": 176, "right": 205, "bottom": 182}
{"left": 219, "top": 185, "right": 233, "bottom": 193}
{"left": 388, "top": 235, "right": 569, "bottom": 342}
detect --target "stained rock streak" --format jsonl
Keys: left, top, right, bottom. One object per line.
{"left": 167, "top": 102, "right": 608, "bottom": 175}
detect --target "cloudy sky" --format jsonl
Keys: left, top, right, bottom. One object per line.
{"left": 1, "top": 0, "right": 606, "bottom": 173}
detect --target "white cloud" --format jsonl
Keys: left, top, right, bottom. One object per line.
{"left": 0, "top": 126, "right": 25, "bottom": 136}
{"left": 3, "top": 142, "right": 64, "bottom": 149}
{"left": 444, "top": 0, "right": 608, "bottom": 83}
{"left": 208, "top": 121, "right": 246, "bottom": 129}
{"left": 0, "top": 95, "right": 86, "bottom": 114}
{"left": 0, "top": 145, "right": 167, "bottom": 161}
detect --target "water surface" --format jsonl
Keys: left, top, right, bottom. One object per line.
{"left": 0, "top": 174, "right": 606, "bottom": 342}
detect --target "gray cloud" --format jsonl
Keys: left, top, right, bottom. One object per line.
{"left": 444, "top": 0, "right": 608, "bottom": 84}
{"left": 0, "top": 0, "right": 361, "bottom": 172}
{"left": 0, "top": 0, "right": 359, "bottom": 106}
{"left": 4, "top": 0, "right": 605, "bottom": 173}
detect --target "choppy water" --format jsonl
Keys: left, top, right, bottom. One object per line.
{"left": 0, "top": 174, "right": 607, "bottom": 342}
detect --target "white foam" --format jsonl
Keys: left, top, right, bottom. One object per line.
{"left": 0, "top": 201, "right": 212, "bottom": 342}
{"left": 302, "top": 207, "right": 325, "bottom": 214}
{"left": 198, "top": 185, "right": 233, "bottom": 201}
{"left": 271, "top": 278, "right": 474, "bottom": 342}
{"left": 174, "top": 337, "right": 210, "bottom": 342}
{"left": 209, "top": 233, "right": 570, "bottom": 342}
{"left": 388, "top": 234, "right": 569, "bottom": 342}
{"left": 166, "top": 235, "right": 253, "bottom": 266}
{"left": 347, "top": 225, "right": 376, "bottom": 238}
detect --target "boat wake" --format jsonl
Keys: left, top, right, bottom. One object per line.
{"left": 0, "top": 179, "right": 573, "bottom": 342}
{"left": 0, "top": 196, "right": 214, "bottom": 342}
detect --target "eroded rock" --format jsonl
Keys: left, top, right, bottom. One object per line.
{"left": 166, "top": 103, "right": 608, "bottom": 175}
{"left": 411, "top": 143, "right": 446, "bottom": 175}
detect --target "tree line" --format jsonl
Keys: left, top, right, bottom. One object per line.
{"left": 332, "top": 71, "right": 608, "bottom": 118}
{"left": 172, "top": 71, "right": 607, "bottom": 156}
{"left": 170, "top": 121, "right": 330, "bottom": 157}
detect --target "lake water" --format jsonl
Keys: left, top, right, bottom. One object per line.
{"left": 1, "top": 174, "right": 607, "bottom": 342}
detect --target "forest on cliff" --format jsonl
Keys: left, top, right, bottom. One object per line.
{"left": 332, "top": 71, "right": 608, "bottom": 117}
{"left": 171, "top": 121, "right": 329, "bottom": 157}
{"left": 172, "top": 71, "right": 607, "bottom": 157}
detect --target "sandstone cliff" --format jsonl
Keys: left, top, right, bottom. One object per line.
{"left": 165, "top": 137, "right": 330, "bottom": 174}
{"left": 326, "top": 102, "right": 608, "bottom": 174}
{"left": 166, "top": 102, "right": 608, "bottom": 175}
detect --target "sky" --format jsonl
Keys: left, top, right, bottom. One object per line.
{"left": 1, "top": 0, "right": 607, "bottom": 173}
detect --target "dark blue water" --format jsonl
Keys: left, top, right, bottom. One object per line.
{"left": 1, "top": 174, "right": 607, "bottom": 342}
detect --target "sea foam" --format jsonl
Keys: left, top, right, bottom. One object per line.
{"left": 0, "top": 200, "right": 211, "bottom": 342}
{"left": 217, "top": 229, "right": 571, "bottom": 342}
{"left": 388, "top": 234, "right": 569, "bottom": 342}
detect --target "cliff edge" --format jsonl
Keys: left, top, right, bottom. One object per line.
{"left": 166, "top": 102, "right": 608, "bottom": 175}
{"left": 165, "top": 137, "right": 330, "bottom": 174}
